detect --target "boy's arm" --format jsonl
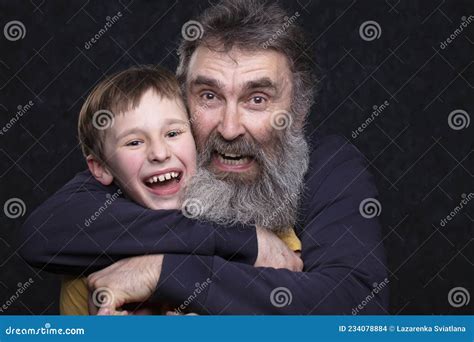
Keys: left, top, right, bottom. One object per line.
{"left": 18, "top": 170, "right": 258, "bottom": 275}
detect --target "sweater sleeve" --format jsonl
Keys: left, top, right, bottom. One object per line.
{"left": 152, "top": 136, "right": 389, "bottom": 314}
{"left": 18, "top": 171, "right": 257, "bottom": 275}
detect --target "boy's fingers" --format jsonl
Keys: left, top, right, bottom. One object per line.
{"left": 97, "top": 302, "right": 118, "bottom": 316}
{"left": 97, "top": 306, "right": 128, "bottom": 316}
{"left": 97, "top": 307, "right": 111, "bottom": 315}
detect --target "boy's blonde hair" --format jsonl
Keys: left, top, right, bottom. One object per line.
{"left": 78, "top": 65, "right": 183, "bottom": 161}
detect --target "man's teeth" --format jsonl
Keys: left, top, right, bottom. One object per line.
{"left": 218, "top": 154, "right": 250, "bottom": 165}
{"left": 223, "top": 153, "right": 241, "bottom": 158}
{"left": 147, "top": 172, "right": 179, "bottom": 184}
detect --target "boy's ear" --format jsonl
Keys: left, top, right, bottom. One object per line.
{"left": 86, "top": 155, "right": 114, "bottom": 186}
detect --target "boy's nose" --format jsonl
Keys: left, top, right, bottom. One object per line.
{"left": 148, "top": 141, "right": 171, "bottom": 163}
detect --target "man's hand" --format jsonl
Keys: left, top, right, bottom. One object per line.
{"left": 87, "top": 254, "right": 164, "bottom": 315}
{"left": 254, "top": 227, "right": 303, "bottom": 271}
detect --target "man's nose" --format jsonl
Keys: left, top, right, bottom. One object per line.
{"left": 148, "top": 140, "right": 171, "bottom": 163}
{"left": 217, "top": 103, "right": 245, "bottom": 141}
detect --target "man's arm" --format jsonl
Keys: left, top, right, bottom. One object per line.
{"left": 150, "top": 136, "right": 389, "bottom": 314}
{"left": 18, "top": 171, "right": 257, "bottom": 274}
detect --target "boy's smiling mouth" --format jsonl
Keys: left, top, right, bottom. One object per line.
{"left": 143, "top": 168, "right": 184, "bottom": 196}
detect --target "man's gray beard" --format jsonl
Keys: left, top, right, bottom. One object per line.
{"left": 183, "top": 129, "right": 309, "bottom": 233}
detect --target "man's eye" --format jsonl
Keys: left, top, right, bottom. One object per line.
{"left": 250, "top": 96, "right": 267, "bottom": 105}
{"left": 201, "top": 92, "right": 216, "bottom": 101}
{"left": 126, "top": 140, "right": 142, "bottom": 146}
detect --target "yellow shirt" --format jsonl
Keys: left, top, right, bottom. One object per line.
{"left": 60, "top": 228, "right": 301, "bottom": 315}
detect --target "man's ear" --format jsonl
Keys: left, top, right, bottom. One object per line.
{"left": 86, "top": 155, "right": 114, "bottom": 186}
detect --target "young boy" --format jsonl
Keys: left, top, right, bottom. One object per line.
{"left": 60, "top": 65, "right": 301, "bottom": 315}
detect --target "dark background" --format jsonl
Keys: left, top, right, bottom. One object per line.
{"left": 0, "top": 0, "right": 472, "bottom": 315}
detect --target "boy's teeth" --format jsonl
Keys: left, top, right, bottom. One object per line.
{"left": 147, "top": 172, "right": 181, "bottom": 184}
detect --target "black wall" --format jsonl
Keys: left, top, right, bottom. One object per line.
{"left": 0, "top": 0, "right": 472, "bottom": 314}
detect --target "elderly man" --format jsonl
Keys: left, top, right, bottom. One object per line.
{"left": 20, "top": 0, "right": 388, "bottom": 314}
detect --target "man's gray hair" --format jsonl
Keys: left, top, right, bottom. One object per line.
{"left": 176, "top": 0, "right": 317, "bottom": 123}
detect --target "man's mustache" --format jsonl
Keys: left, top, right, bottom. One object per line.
{"left": 184, "top": 127, "right": 309, "bottom": 232}
{"left": 199, "top": 132, "right": 265, "bottom": 162}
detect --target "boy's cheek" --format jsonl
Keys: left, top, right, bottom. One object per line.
{"left": 181, "top": 137, "right": 198, "bottom": 172}
{"left": 115, "top": 152, "right": 143, "bottom": 173}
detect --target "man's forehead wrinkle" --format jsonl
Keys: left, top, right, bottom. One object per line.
{"left": 192, "top": 75, "right": 225, "bottom": 90}
{"left": 233, "top": 63, "right": 279, "bottom": 85}
{"left": 230, "top": 66, "right": 238, "bottom": 95}
{"left": 227, "top": 50, "right": 240, "bottom": 67}
{"left": 274, "top": 70, "right": 292, "bottom": 94}
{"left": 240, "top": 78, "right": 279, "bottom": 97}
{"left": 191, "top": 47, "right": 292, "bottom": 97}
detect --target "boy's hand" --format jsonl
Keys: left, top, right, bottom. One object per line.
{"left": 87, "top": 254, "right": 163, "bottom": 315}
{"left": 254, "top": 227, "right": 303, "bottom": 272}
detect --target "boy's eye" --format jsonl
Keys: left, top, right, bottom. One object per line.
{"left": 126, "top": 140, "right": 142, "bottom": 146}
{"left": 166, "top": 129, "right": 183, "bottom": 138}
